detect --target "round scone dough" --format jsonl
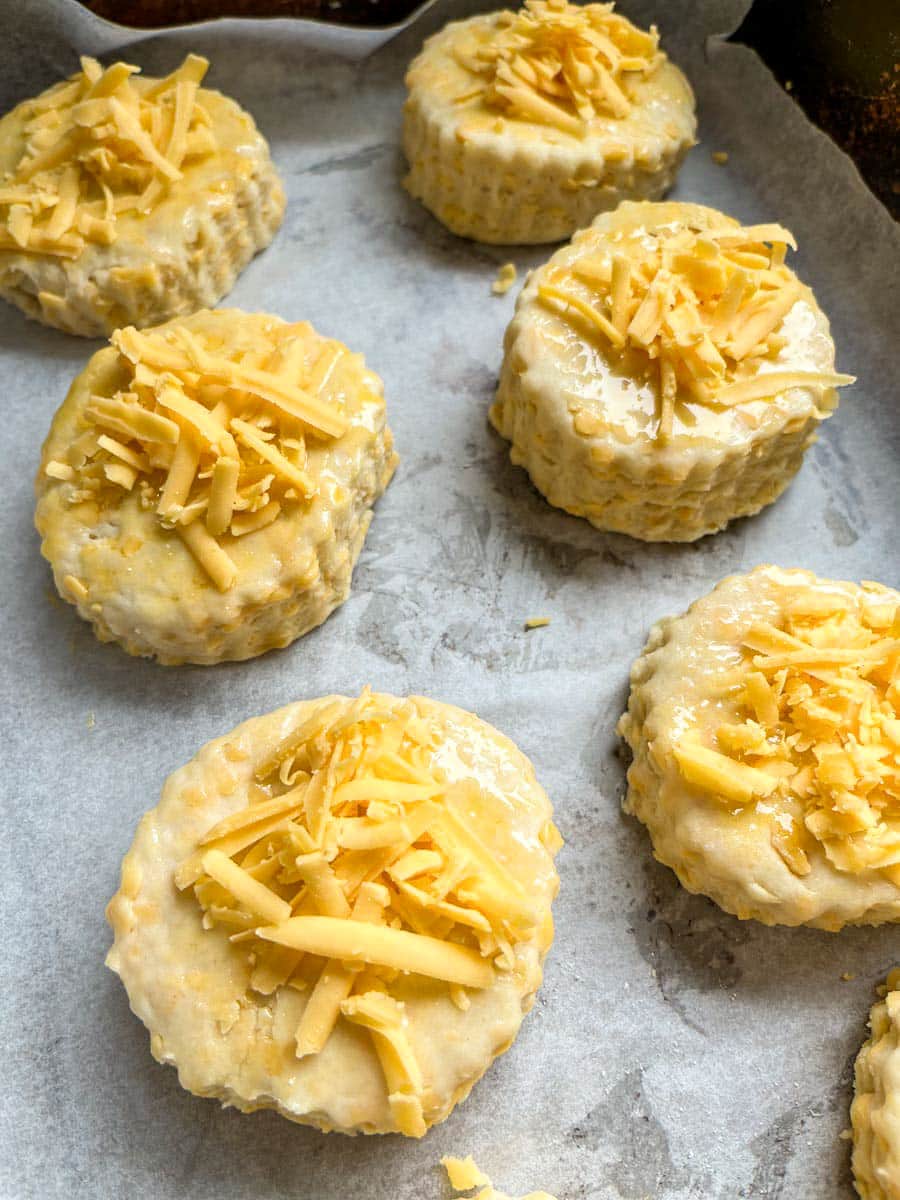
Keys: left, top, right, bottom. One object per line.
{"left": 106, "top": 690, "right": 562, "bottom": 1136}
{"left": 402, "top": 0, "right": 695, "bottom": 244}
{"left": 0, "top": 54, "right": 284, "bottom": 337}
{"left": 35, "top": 308, "right": 397, "bottom": 665}
{"left": 852, "top": 971, "right": 900, "bottom": 1200}
{"left": 618, "top": 566, "right": 900, "bottom": 929}
{"left": 491, "top": 201, "right": 853, "bottom": 541}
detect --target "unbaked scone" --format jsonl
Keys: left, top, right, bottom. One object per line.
{"left": 618, "top": 566, "right": 900, "bottom": 930}
{"left": 35, "top": 309, "right": 396, "bottom": 664}
{"left": 852, "top": 971, "right": 900, "bottom": 1200}
{"left": 491, "top": 201, "right": 854, "bottom": 541}
{"left": 402, "top": 0, "right": 695, "bottom": 244}
{"left": 106, "top": 690, "right": 562, "bottom": 1136}
{"left": 0, "top": 54, "right": 284, "bottom": 336}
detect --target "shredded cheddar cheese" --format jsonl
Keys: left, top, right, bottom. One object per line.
{"left": 47, "top": 315, "right": 353, "bottom": 591}
{"left": 492, "top": 262, "right": 518, "bottom": 295}
{"left": 674, "top": 584, "right": 900, "bottom": 877}
{"left": 451, "top": 0, "right": 662, "bottom": 134}
{"left": 177, "top": 690, "right": 554, "bottom": 1135}
{"left": 538, "top": 219, "right": 854, "bottom": 440}
{"left": 442, "top": 1155, "right": 558, "bottom": 1200}
{"left": 1, "top": 55, "right": 216, "bottom": 257}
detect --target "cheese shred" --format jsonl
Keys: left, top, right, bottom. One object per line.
{"left": 674, "top": 582, "right": 900, "bottom": 876}
{"left": 1, "top": 55, "right": 216, "bottom": 256}
{"left": 539, "top": 218, "right": 854, "bottom": 438}
{"left": 451, "top": 0, "right": 663, "bottom": 134}
{"left": 176, "top": 691, "right": 557, "bottom": 1130}
{"left": 47, "top": 315, "right": 353, "bottom": 590}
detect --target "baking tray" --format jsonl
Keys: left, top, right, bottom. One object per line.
{"left": 1, "top": 1, "right": 898, "bottom": 1197}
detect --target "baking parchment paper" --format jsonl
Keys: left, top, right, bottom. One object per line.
{"left": 5, "top": 0, "right": 440, "bottom": 77}
{"left": 1, "top": 1, "right": 898, "bottom": 1197}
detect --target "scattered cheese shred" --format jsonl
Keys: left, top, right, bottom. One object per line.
{"left": 47, "top": 316, "right": 354, "bottom": 590}
{"left": 492, "top": 262, "right": 518, "bottom": 296}
{"left": 674, "top": 582, "right": 900, "bottom": 876}
{"left": 525, "top": 616, "right": 551, "bottom": 629}
{"left": 452, "top": 0, "right": 663, "bottom": 133}
{"left": 539, "top": 218, "right": 854, "bottom": 439}
{"left": 177, "top": 691, "right": 556, "bottom": 1129}
{"left": 1, "top": 55, "right": 215, "bottom": 256}
{"left": 442, "top": 1155, "right": 558, "bottom": 1200}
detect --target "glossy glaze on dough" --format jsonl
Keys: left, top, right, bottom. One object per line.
{"left": 402, "top": 13, "right": 695, "bottom": 245}
{"left": 618, "top": 566, "right": 900, "bottom": 930}
{"left": 35, "top": 310, "right": 397, "bottom": 665}
{"left": 0, "top": 80, "right": 284, "bottom": 337}
{"left": 106, "top": 695, "right": 560, "bottom": 1135}
{"left": 853, "top": 971, "right": 900, "bottom": 1200}
{"left": 491, "top": 202, "right": 841, "bottom": 541}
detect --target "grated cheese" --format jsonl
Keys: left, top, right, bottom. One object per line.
{"left": 51, "top": 315, "right": 354, "bottom": 590}
{"left": 452, "top": 0, "right": 663, "bottom": 134}
{"left": 539, "top": 218, "right": 854, "bottom": 440}
{"left": 674, "top": 582, "right": 900, "bottom": 877}
{"left": 1, "top": 55, "right": 216, "bottom": 257}
{"left": 442, "top": 1155, "right": 558, "bottom": 1200}
{"left": 176, "top": 691, "right": 557, "bottom": 1128}
{"left": 492, "top": 262, "right": 518, "bottom": 295}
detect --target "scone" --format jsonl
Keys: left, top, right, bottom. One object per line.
{"left": 0, "top": 54, "right": 284, "bottom": 336}
{"left": 402, "top": 0, "right": 695, "bottom": 244}
{"left": 491, "top": 201, "right": 854, "bottom": 541}
{"left": 852, "top": 971, "right": 900, "bottom": 1200}
{"left": 106, "top": 690, "right": 562, "bottom": 1136}
{"left": 618, "top": 566, "right": 900, "bottom": 929}
{"left": 35, "top": 309, "right": 397, "bottom": 664}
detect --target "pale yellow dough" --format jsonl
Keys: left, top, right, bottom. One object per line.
{"left": 0, "top": 61, "right": 284, "bottom": 336}
{"left": 35, "top": 309, "right": 397, "bottom": 665}
{"left": 492, "top": 201, "right": 847, "bottom": 541}
{"left": 618, "top": 566, "right": 900, "bottom": 930}
{"left": 402, "top": 4, "right": 695, "bottom": 245}
{"left": 852, "top": 971, "right": 900, "bottom": 1200}
{"left": 106, "top": 693, "right": 561, "bottom": 1136}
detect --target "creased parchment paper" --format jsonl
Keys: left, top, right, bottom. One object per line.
{"left": 1, "top": 1, "right": 898, "bottom": 1197}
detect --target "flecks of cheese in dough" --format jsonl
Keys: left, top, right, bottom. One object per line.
{"left": 49, "top": 313, "right": 356, "bottom": 590}
{"left": 176, "top": 690, "right": 562, "bottom": 1131}
{"left": 0, "top": 55, "right": 214, "bottom": 257}
{"left": 538, "top": 217, "right": 853, "bottom": 440}
{"left": 674, "top": 581, "right": 900, "bottom": 877}
{"left": 450, "top": 0, "right": 663, "bottom": 134}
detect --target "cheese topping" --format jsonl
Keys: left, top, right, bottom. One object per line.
{"left": 492, "top": 262, "right": 518, "bottom": 295}
{"left": 177, "top": 690, "right": 556, "bottom": 1135}
{"left": 1, "top": 55, "right": 216, "bottom": 258}
{"left": 442, "top": 1156, "right": 558, "bottom": 1200}
{"left": 47, "top": 314, "right": 354, "bottom": 591}
{"left": 674, "top": 583, "right": 900, "bottom": 878}
{"left": 451, "top": 0, "right": 663, "bottom": 135}
{"left": 538, "top": 219, "right": 854, "bottom": 440}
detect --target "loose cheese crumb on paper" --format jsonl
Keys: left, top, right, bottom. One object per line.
{"left": 492, "top": 263, "right": 518, "bottom": 295}
{"left": 538, "top": 218, "right": 854, "bottom": 439}
{"left": 47, "top": 316, "right": 356, "bottom": 590}
{"left": 0, "top": 55, "right": 215, "bottom": 257}
{"left": 450, "top": 0, "right": 663, "bottom": 134}
{"left": 176, "top": 689, "right": 561, "bottom": 1136}
{"left": 525, "top": 616, "right": 551, "bottom": 629}
{"left": 442, "top": 1155, "right": 558, "bottom": 1200}
{"left": 674, "top": 583, "right": 900, "bottom": 877}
